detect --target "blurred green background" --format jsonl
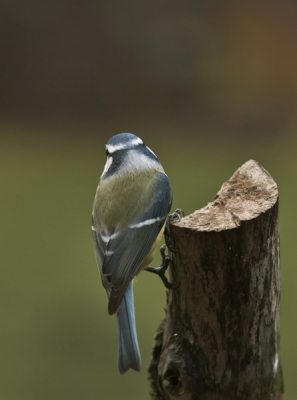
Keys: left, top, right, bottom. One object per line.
{"left": 1, "top": 2, "right": 297, "bottom": 399}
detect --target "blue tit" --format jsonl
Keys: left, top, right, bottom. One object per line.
{"left": 92, "top": 133, "right": 172, "bottom": 374}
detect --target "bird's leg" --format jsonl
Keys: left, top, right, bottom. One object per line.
{"left": 144, "top": 245, "right": 179, "bottom": 289}
{"left": 164, "top": 208, "right": 185, "bottom": 252}
{"left": 145, "top": 210, "right": 184, "bottom": 288}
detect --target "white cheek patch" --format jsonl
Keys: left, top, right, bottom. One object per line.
{"left": 106, "top": 137, "right": 143, "bottom": 154}
{"left": 101, "top": 156, "right": 113, "bottom": 178}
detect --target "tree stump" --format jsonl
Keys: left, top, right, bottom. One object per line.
{"left": 148, "top": 160, "right": 283, "bottom": 400}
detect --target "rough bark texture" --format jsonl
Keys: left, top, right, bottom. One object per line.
{"left": 148, "top": 160, "right": 283, "bottom": 400}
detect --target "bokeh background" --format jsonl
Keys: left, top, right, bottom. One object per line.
{"left": 1, "top": 1, "right": 297, "bottom": 399}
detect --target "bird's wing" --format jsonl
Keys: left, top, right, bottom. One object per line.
{"left": 92, "top": 221, "right": 112, "bottom": 290}
{"left": 92, "top": 172, "right": 172, "bottom": 315}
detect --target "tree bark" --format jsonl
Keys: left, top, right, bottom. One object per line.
{"left": 148, "top": 160, "right": 283, "bottom": 400}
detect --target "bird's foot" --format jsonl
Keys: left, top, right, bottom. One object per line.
{"left": 167, "top": 208, "right": 185, "bottom": 224}
{"left": 164, "top": 208, "right": 185, "bottom": 252}
{"left": 144, "top": 245, "right": 179, "bottom": 289}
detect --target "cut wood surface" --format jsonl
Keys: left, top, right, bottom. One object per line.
{"left": 148, "top": 160, "right": 283, "bottom": 400}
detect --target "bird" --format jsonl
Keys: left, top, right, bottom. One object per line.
{"left": 92, "top": 133, "right": 173, "bottom": 374}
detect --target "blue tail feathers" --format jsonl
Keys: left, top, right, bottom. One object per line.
{"left": 117, "top": 282, "right": 141, "bottom": 374}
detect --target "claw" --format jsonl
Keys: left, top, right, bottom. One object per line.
{"left": 164, "top": 208, "right": 184, "bottom": 251}
{"left": 167, "top": 208, "right": 185, "bottom": 224}
{"left": 144, "top": 245, "right": 179, "bottom": 289}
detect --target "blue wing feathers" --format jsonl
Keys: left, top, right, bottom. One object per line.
{"left": 107, "top": 224, "right": 159, "bottom": 314}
